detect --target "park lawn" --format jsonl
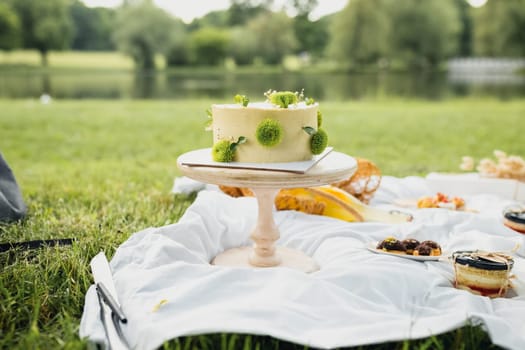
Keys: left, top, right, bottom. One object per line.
{"left": 0, "top": 50, "right": 162, "bottom": 71}
{"left": 0, "top": 50, "right": 295, "bottom": 73}
{"left": 0, "top": 97, "right": 523, "bottom": 349}
{"left": 0, "top": 50, "right": 343, "bottom": 74}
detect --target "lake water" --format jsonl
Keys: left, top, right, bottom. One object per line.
{"left": 0, "top": 70, "right": 523, "bottom": 100}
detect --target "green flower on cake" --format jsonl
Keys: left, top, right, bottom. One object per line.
{"left": 266, "top": 90, "right": 298, "bottom": 108}
{"left": 204, "top": 108, "right": 213, "bottom": 131}
{"left": 317, "top": 110, "right": 323, "bottom": 127}
{"left": 212, "top": 140, "right": 234, "bottom": 162}
{"left": 212, "top": 136, "right": 247, "bottom": 162}
{"left": 256, "top": 118, "right": 283, "bottom": 147}
{"left": 310, "top": 128, "right": 328, "bottom": 155}
{"left": 264, "top": 89, "right": 319, "bottom": 109}
{"left": 303, "top": 126, "right": 328, "bottom": 155}
{"left": 234, "top": 94, "right": 249, "bottom": 107}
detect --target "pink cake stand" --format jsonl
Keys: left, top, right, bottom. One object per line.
{"left": 177, "top": 150, "right": 357, "bottom": 273}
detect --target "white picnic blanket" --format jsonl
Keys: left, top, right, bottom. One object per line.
{"left": 79, "top": 176, "right": 525, "bottom": 350}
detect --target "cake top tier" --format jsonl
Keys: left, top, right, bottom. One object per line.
{"left": 212, "top": 101, "right": 318, "bottom": 110}
{"left": 211, "top": 89, "right": 319, "bottom": 109}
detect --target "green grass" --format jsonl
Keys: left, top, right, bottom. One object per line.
{"left": 0, "top": 50, "right": 367, "bottom": 74}
{"left": 0, "top": 50, "right": 171, "bottom": 72}
{"left": 0, "top": 50, "right": 137, "bottom": 70}
{"left": 1, "top": 98, "right": 523, "bottom": 349}
{"left": 0, "top": 50, "right": 313, "bottom": 77}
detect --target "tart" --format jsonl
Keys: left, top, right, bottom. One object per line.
{"left": 503, "top": 206, "right": 525, "bottom": 234}
{"left": 452, "top": 251, "right": 514, "bottom": 298}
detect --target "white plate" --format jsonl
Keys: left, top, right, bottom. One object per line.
{"left": 367, "top": 242, "right": 448, "bottom": 262}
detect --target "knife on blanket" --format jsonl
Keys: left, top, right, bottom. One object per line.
{"left": 91, "top": 251, "right": 130, "bottom": 350}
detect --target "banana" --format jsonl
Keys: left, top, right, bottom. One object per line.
{"left": 275, "top": 186, "right": 412, "bottom": 224}
{"left": 219, "top": 184, "right": 412, "bottom": 223}
{"left": 276, "top": 187, "right": 364, "bottom": 222}
{"left": 274, "top": 193, "right": 326, "bottom": 215}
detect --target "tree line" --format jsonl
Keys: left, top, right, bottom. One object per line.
{"left": 0, "top": 0, "right": 523, "bottom": 70}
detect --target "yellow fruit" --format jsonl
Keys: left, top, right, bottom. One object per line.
{"left": 275, "top": 186, "right": 411, "bottom": 223}
{"left": 276, "top": 187, "right": 364, "bottom": 222}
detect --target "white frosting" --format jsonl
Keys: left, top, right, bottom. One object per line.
{"left": 213, "top": 101, "right": 317, "bottom": 110}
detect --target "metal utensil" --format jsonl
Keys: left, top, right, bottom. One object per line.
{"left": 91, "top": 251, "right": 130, "bottom": 350}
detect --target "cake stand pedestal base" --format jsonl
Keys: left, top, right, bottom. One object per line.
{"left": 212, "top": 246, "right": 319, "bottom": 273}
{"left": 177, "top": 150, "right": 358, "bottom": 274}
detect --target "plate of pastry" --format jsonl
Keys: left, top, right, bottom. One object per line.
{"left": 393, "top": 192, "right": 476, "bottom": 212}
{"left": 367, "top": 236, "right": 445, "bottom": 261}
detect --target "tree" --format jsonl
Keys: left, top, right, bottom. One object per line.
{"left": 165, "top": 21, "right": 190, "bottom": 67}
{"left": 472, "top": 0, "right": 525, "bottom": 57}
{"left": 292, "top": 14, "right": 328, "bottom": 58}
{"left": 285, "top": 0, "right": 328, "bottom": 57}
{"left": 70, "top": 0, "right": 116, "bottom": 51}
{"left": 227, "top": 0, "right": 271, "bottom": 26}
{"left": 228, "top": 26, "right": 258, "bottom": 65}
{"left": 287, "top": 0, "right": 317, "bottom": 17}
{"left": 8, "top": 0, "right": 72, "bottom": 66}
{"left": 327, "top": 0, "right": 391, "bottom": 68}
{"left": 455, "top": 0, "right": 473, "bottom": 57}
{"left": 113, "top": 0, "right": 180, "bottom": 70}
{"left": 0, "top": 2, "right": 21, "bottom": 51}
{"left": 188, "top": 27, "right": 230, "bottom": 65}
{"left": 389, "top": 0, "right": 460, "bottom": 67}
{"left": 247, "top": 11, "right": 297, "bottom": 65}
{"left": 188, "top": 10, "right": 229, "bottom": 31}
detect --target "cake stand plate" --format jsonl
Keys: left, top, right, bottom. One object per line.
{"left": 178, "top": 147, "right": 333, "bottom": 174}
{"left": 177, "top": 150, "right": 358, "bottom": 273}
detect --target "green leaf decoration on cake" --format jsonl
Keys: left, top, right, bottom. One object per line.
{"left": 302, "top": 126, "right": 316, "bottom": 135}
{"left": 256, "top": 118, "right": 283, "bottom": 147}
{"left": 303, "top": 126, "right": 328, "bottom": 155}
{"left": 234, "top": 94, "right": 249, "bottom": 107}
{"left": 204, "top": 108, "right": 213, "bottom": 131}
{"left": 305, "top": 97, "right": 315, "bottom": 105}
{"left": 212, "top": 137, "right": 247, "bottom": 162}
{"left": 267, "top": 91, "right": 298, "bottom": 108}
{"left": 230, "top": 136, "right": 247, "bottom": 152}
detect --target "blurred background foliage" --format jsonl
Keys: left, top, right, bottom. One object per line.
{"left": 0, "top": 0, "right": 523, "bottom": 71}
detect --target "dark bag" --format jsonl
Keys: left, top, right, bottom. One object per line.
{"left": 0, "top": 153, "right": 27, "bottom": 222}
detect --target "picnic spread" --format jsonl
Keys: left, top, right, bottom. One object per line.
{"left": 79, "top": 150, "right": 525, "bottom": 350}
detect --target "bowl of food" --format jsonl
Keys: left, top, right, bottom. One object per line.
{"left": 452, "top": 250, "right": 514, "bottom": 298}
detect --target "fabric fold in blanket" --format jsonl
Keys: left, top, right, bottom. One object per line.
{"left": 80, "top": 176, "right": 525, "bottom": 350}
